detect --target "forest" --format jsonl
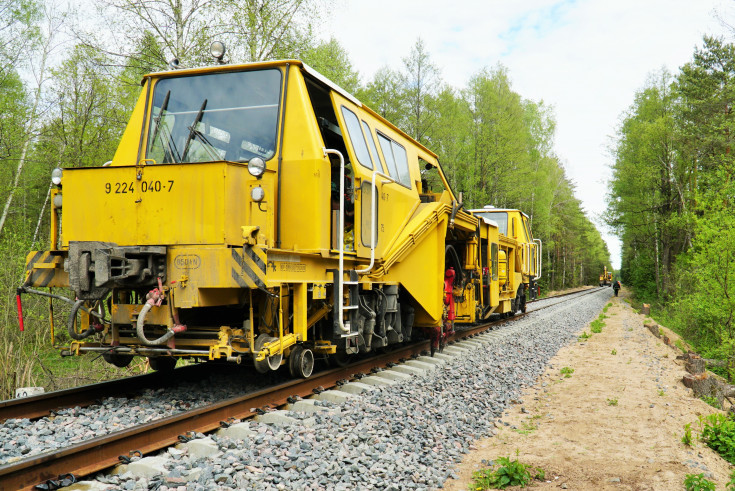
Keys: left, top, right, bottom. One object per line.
{"left": 0, "top": 0, "right": 610, "bottom": 398}
{"left": 608, "top": 36, "right": 735, "bottom": 371}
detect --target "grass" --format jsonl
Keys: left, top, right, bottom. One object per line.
{"left": 515, "top": 421, "right": 538, "bottom": 435}
{"left": 578, "top": 331, "right": 591, "bottom": 341}
{"left": 589, "top": 311, "right": 607, "bottom": 334}
{"left": 607, "top": 397, "right": 619, "bottom": 406}
{"left": 700, "top": 395, "right": 721, "bottom": 410}
{"left": 682, "top": 423, "right": 693, "bottom": 446}
{"left": 469, "top": 453, "right": 544, "bottom": 490}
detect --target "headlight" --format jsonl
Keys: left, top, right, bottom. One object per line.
{"left": 51, "top": 168, "right": 63, "bottom": 186}
{"left": 248, "top": 157, "right": 266, "bottom": 178}
{"left": 210, "top": 41, "right": 226, "bottom": 61}
{"left": 251, "top": 186, "right": 265, "bottom": 202}
{"left": 53, "top": 193, "right": 62, "bottom": 208}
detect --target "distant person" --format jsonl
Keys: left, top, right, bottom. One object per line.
{"left": 613, "top": 280, "right": 621, "bottom": 297}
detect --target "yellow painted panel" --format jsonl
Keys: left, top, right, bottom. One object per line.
{"left": 378, "top": 209, "right": 447, "bottom": 325}
{"left": 279, "top": 65, "right": 331, "bottom": 252}
{"left": 112, "top": 84, "right": 148, "bottom": 166}
{"left": 62, "top": 162, "right": 257, "bottom": 246}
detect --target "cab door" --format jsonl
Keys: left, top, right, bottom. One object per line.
{"left": 330, "top": 93, "right": 383, "bottom": 259}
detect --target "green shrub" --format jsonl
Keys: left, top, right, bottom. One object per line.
{"left": 700, "top": 413, "right": 735, "bottom": 464}
{"left": 468, "top": 455, "right": 543, "bottom": 490}
{"left": 727, "top": 469, "right": 735, "bottom": 490}
{"left": 590, "top": 319, "right": 604, "bottom": 333}
{"left": 684, "top": 473, "right": 716, "bottom": 491}
{"left": 682, "top": 423, "right": 693, "bottom": 446}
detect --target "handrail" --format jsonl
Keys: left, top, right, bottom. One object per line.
{"left": 534, "top": 238, "right": 543, "bottom": 280}
{"left": 323, "top": 148, "right": 350, "bottom": 334}
{"left": 355, "top": 169, "right": 392, "bottom": 274}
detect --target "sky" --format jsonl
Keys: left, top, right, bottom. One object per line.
{"left": 322, "top": 0, "right": 734, "bottom": 270}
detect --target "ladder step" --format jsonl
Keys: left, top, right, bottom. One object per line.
{"left": 343, "top": 305, "right": 358, "bottom": 310}
{"left": 343, "top": 281, "right": 359, "bottom": 285}
{"left": 341, "top": 332, "right": 358, "bottom": 338}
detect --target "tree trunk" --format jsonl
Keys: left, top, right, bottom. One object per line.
{"left": 0, "top": 11, "right": 54, "bottom": 238}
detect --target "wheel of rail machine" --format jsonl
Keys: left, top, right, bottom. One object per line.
{"left": 103, "top": 352, "right": 134, "bottom": 368}
{"left": 253, "top": 334, "right": 283, "bottom": 373}
{"left": 149, "top": 356, "right": 177, "bottom": 372}
{"left": 289, "top": 345, "right": 315, "bottom": 378}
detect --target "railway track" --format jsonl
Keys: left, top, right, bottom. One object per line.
{"left": 0, "top": 287, "right": 607, "bottom": 490}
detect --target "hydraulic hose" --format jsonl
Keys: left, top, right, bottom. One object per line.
{"left": 136, "top": 302, "right": 175, "bottom": 346}
{"left": 67, "top": 299, "right": 98, "bottom": 340}
{"left": 135, "top": 286, "right": 186, "bottom": 346}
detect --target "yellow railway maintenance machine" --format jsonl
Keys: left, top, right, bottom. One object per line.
{"left": 469, "top": 206, "right": 543, "bottom": 308}
{"left": 20, "top": 49, "right": 541, "bottom": 377}
{"left": 599, "top": 266, "right": 613, "bottom": 286}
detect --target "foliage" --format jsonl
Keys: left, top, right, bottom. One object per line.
{"left": 608, "top": 36, "right": 735, "bottom": 367}
{"left": 301, "top": 37, "right": 360, "bottom": 93}
{"left": 590, "top": 318, "right": 604, "bottom": 333}
{"left": 700, "top": 395, "right": 722, "bottom": 410}
{"left": 361, "top": 55, "right": 610, "bottom": 291}
{"left": 82, "top": 0, "right": 329, "bottom": 68}
{"left": 684, "top": 473, "right": 716, "bottom": 491}
{"left": 560, "top": 366, "right": 574, "bottom": 378}
{"left": 700, "top": 413, "right": 735, "bottom": 464}
{"left": 469, "top": 455, "right": 543, "bottom": 490}
{"left": 683, "top": 423, "right": 693, "bottom": 446}
{"left": 607, "top": 397, "right": 618, "bottom": 406}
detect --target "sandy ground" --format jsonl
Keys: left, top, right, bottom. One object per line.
{"left": 444, "top": 289, "right": 734, "bottom": 490}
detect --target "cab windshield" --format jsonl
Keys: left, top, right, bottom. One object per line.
{"left": 474, "top": 211, "right": 508, "bottom": 235}
{"left": 146, "top": 69, "right": 282, "bottom": 164}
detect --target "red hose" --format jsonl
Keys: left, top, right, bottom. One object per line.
{"left": 16, "top": 293, "right": 24, "bottom": 332}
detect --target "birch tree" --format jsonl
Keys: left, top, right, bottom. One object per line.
{"left": 0, "top": 4, "right": 63, "bottom": 238}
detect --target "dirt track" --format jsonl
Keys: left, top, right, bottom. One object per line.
{"left": 445, "top": 289, "right": 734, "bottom": 490}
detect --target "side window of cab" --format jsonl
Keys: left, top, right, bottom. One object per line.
{"left": 340, "top": 106, "right": 373, "bottom": 170}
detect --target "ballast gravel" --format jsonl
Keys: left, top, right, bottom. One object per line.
{"left": 0, "top": 288, "right": 613, "bottom": 490}
{"left": 0, "top": 375, "right": 277, "bottom": 465}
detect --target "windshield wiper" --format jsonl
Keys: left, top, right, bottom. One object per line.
{"left": 188, "top": 126, "right": 223, "bottom": 162}
{"left": 148, "top": 90, "right": 181, "bottom": 163}
{"left": 149, "top": 90, "right": 170, "bottom": 147}
{"left": 181, "top": 99, "right": 207, "bottom": 162}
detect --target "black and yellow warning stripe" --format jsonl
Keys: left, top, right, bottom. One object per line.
{"left": 24, "top": 250, "right": 68, "bottom": 288}
{"left": 231, "top": 246, "right": 267, "bottom": 289}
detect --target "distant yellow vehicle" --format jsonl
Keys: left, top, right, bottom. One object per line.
{"left": 469, "top": 206, "right": 542, "bottom": 305}
{"left": 20, "top": 48, "right": 541, "bottom": 377}
{"left": 599, "top": 266, "right": 613, "bottom": 286}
